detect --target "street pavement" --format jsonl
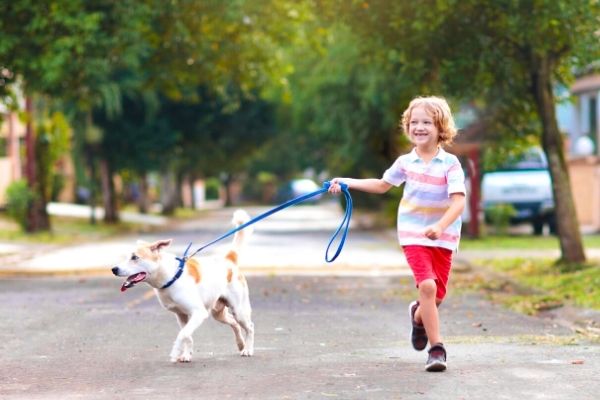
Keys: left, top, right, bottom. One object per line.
{"left": 1, "top": 202, "right": 600, "bottom": 399}
{"left": 0, "top": 202, "right": 410, "bottom": 276}
{"left": 3, "top": 201, "right": 600, "bottom": 276}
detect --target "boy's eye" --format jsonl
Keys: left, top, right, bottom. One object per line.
{"left": 131, "top": 254, "right": 139, "bottom": 261}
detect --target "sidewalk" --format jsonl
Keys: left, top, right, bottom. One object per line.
{"left": 0, "top": 202, "right": 411, "bottom": 276}
{"left": 2, "top": 202, "right": 600, "bottom": 275}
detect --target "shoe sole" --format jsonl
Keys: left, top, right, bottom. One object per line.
{"left": 408, "top": 300, "right": 427, "bottom": 351}
{"left": 425, "top": 361, "right": 447, "bottom": 372}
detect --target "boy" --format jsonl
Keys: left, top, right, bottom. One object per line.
{"left": 328, "top": 96, "right": 466, "bottom": 372}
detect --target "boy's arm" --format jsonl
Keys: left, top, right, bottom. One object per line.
{"left": 424, "top": 193, "right": 466, "bottom": 240}
{"left": 329, "top": 178, "right": 392, "bottom": 194}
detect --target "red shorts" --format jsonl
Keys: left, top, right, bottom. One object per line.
{"left": 403, "top": 245, "right": 453, "bottom": 301}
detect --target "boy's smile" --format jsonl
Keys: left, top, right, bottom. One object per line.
{"left": 408, "top": 106, "right": 440, "bottom": 149}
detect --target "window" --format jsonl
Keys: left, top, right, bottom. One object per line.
{"left": 590, "top": 96, "right": 598, "bottom": 152}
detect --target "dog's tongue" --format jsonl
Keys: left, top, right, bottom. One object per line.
{"left": 121, "top": 272, "right": 147, "bottom": 292}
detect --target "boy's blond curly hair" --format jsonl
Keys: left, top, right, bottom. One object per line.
{"left": 400, "top": 96, "right": 458, "bottom": 146}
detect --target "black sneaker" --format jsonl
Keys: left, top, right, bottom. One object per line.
{"left": 409, "top": 300, "right": 428, "bottom": 351}
{"left": 425, "top": 343, "right": 447, "bottom": 372}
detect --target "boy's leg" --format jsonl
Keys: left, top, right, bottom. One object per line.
{"left": 413, "top": 298, "right": 442, "bottom": 325}
{"left": 416, "top": 279, "right": 442, "bottom": 345}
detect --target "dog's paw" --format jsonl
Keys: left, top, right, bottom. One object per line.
{"left": 240, "top": 348, "right": 253, "bottom": 357}
{"left": 179, "top": 348, "right": 193, "bottom": 362}
{"left": 170, "top": 348, "right": 193, "bottom": 363}
{"left": 170, "top": 353, "right": 193, "bottom": 363}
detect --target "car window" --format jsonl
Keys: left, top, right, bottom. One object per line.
{"left": 495, "top": 148, "right": 548, "bottom": 171}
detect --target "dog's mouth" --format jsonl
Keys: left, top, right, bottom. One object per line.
{"left": 121, "top": 272, "right": 147, "bottom": 292}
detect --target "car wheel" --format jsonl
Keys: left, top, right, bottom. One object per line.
{"left": 532, "top": 219, "right": 544, "bottom": 236}
{"left": 548, "top": 216, "right": 558, "bottom": 235}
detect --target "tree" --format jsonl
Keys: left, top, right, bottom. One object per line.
{"left": 160, "top": 85, "right": 276, "bottom": 206}
{"left": 322, "top": 0, "right": 600, "bottom": 264}
{"left": 0, "top": 0, "right": 153, "bottom": 228}
{"left": 422, "top": 0, "right": 599, "bottom": 264}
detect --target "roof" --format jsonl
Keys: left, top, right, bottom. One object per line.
{"left": 571, "top": 73, "right": 600, "bottom": 95}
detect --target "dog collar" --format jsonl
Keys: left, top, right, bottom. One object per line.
{"left": 160, "top": 242, "right": 192, "bottom": 290}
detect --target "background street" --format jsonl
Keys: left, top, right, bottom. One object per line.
{"left": 1, "top": 275, "right": 598, "bottom": 400}
{"left": 1, "top": 203, "right": 599, "bottom": 399}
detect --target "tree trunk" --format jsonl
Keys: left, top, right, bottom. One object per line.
{"left": 100, "top": 158, "right": 119, "bottom": 223}
{"left": 175, "top": 170, "right": 184, "bottom": 209}
{"left": 137, "top": 172, "right": 150, "bottom": 214}
{"left": 24, "top": 96, "right": 50, "bottom": 232}
{"left": 188, "top": 174, "right": 196, "bottom": 209}
{"left": 86, "top": 146, "right": 97, "bottom": 225}
{"left": 223, "top": 173, "right": 233, "bottom": 207}
{"left": 531, "top": 56, "right": 586, "bottom": 263}
{"left": 160, "top": 169, "right": 177, "bottom": 216}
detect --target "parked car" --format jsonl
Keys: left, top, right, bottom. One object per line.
{"left": 276, "top": 178, "right": 323, "bottom": 203}
{"left": 481, "top": 147, "right": 556, "bottom": 235}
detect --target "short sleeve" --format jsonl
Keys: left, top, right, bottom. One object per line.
{"left": 447, "top": 160, "right": 466, "bottom": 196}
{"left": 382, "top": 157, "right": 406, "bottom": 187}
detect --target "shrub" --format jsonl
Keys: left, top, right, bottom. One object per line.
{"left": 205, "top": 178, "right": 221, "bottom": 200}
{"left": 487, "top": 203, "right": 517, "bottom": 235}
{"left": 5, "top": 180, "right": 35, "bottom": 231}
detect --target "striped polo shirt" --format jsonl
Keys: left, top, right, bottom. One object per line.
{"left": 382, "top": 147, "right": 466, "bottom": 251}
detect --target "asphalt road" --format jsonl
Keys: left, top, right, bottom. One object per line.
{"left": 1, "top": 274, "right": 599, "bottom": 400}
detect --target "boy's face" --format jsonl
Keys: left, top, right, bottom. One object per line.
{"left": 408, "top": 106, "right": 440, "bottom": 148}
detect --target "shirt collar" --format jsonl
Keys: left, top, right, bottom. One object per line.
{"left": 408, "top": 147, "right": 448, "bottom": 163}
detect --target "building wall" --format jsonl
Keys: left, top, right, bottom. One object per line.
{"left": 568, "top": 156, "right": 600, "bottom": 229}
{"left": 568, "top": 74, "right": 600, "bottom": 156}
{"left": 0, "top": 112, "right": 25, "bottom": 207}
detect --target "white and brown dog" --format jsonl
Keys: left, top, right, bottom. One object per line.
{"left": 111, "top": 209, "right": 254, "bottom": 363}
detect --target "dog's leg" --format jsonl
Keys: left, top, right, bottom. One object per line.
{"left": 230, "top": 299, "right": 254, "bottom": 357}
{"left": 174, "top": 312, "right": 193, "bottom": 362}
{"left": 211, "top": 304, "right": 245, "bottom": 351}
{"left": 170, "top": 308, "right": 208, "bottom": 363}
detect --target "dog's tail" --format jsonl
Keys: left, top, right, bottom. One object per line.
{"left": 230, "top": 209, "right": 253, "bottom": 260}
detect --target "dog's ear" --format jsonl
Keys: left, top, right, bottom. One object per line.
{"left": 149, "top": 239, "right": 173, "bottom": 253}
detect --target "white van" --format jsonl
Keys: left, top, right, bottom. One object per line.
{"left": 481, "top": 147, "right": 556, "bottom": 235}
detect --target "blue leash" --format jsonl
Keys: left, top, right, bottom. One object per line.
{"left": 185, "top": 181, "right": 352, "bottom": 263}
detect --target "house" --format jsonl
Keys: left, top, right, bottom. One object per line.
{"left": 561, "top": 71, "right": 600, "bottom": 230}
{"left": 0, "top": 108, "right": 25, "bottom": 207}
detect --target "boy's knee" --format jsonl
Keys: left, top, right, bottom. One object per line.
{"left": 418, "top": 279, "right": 437, "bottom": 298}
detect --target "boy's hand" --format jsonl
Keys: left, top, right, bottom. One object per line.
{"left": 424, "top": 224, "right": 443, "bottom": 240}
{"left": 328, "top": 178, "right": 345, "bottom": 194}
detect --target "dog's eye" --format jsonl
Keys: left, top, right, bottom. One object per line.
{"left": 131, "top": 254, "right": 139, "bottom": 261}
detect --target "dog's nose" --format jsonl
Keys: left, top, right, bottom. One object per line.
{"left": 111, "top": 267, "right": 119, "bottom": 276}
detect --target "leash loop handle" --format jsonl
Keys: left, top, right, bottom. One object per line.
{"left": 324, "top": 183, "right": 352, "bottom": 262}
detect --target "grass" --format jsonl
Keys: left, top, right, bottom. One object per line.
{"left": 459, "top": 257, "right": 600, "bottom": 313}
{"left": 461, "top": 233, "right": 600, "bottom": 250}
{"left": 0, "top": 214, "right": 161, "bottom": 245}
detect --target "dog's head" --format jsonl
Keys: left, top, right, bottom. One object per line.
{"left": 111, "top": 239, "right": 172, "bottom": 292}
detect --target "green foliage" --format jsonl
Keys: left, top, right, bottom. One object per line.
{"left": 0, "top": 0, "right": 152, "bottom": 105}
{"left": 287, "top": 22, "right": 410, "bottom": 181}
{"left": 486, "top": 204, "right": 517, "bottom": 235}
{"left": 5, "top": 180, "right": 35, "bottom": 231}
{"left": 36, "top": 110, "right": 71, "bottom": 204}
{"left": 204, "top": 178, "right": 221, "bottom": 200}
{"left": 243, "top": 171, "right": 278, "bottom": 203}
